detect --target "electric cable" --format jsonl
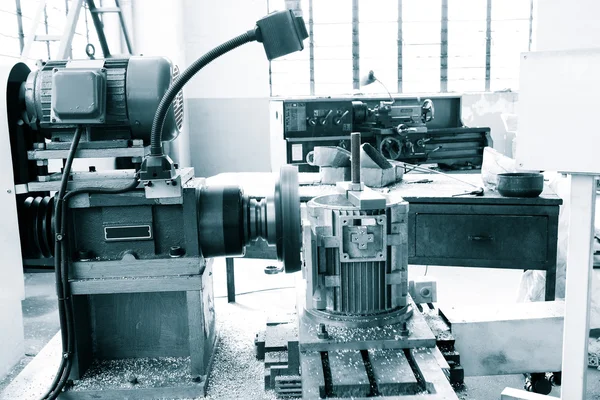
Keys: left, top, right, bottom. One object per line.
{"left": 40, "top": 126, "right": 82, "bottom": 400}
{"left": 214, "top": 286, "right": 295, "bottom": 299}
{"left": 41, "top": 127, "right": 140, "bottom": 400}
{"left": 150, "top": 29, "right": 258, "bottom": 156}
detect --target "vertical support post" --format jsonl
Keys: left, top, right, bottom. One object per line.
{"left": 397, "top": 0, "right": 403, "bottom": 93}
{"left": 42, "top": 3, "right": 51, "bottom": 60}
{"left": 351, "top": 132, "right": 361, "bottom": 184}
{"left": 226, "top": 257, "right": 235, "bottom": 303}
{"left": 57, "top": 0, "right": 84, "bottom": 60}
{"left": 352, "top": 0, "right": 359, "bottom": 91}
{"left": 527, "top": 0, "right": 534, "bottom": 51}
{"left": 187, "top": 290, "right": 206, "bottom": 376}
{"left": 86, "top": 0, "right": 111, "bottom": 58}
{"left": 114, "top": 0, "right": 134, "bottom": 54}
{"left": 440, "top": 0, "right": 448, "bottom": 92}
{"left": 15, "top": 0, "right": 25, "bottom": 54}
{"left": 308, "top": 0, "right": 315, "bottom": 95}
{"left": 21, "top": 0, "right": 46, "bottom": 60}
{"left": 561, "top": 174, "right": 597, "bottom": 399}
{"left": 485, "top": 0, "right": 492, "bottom": 91}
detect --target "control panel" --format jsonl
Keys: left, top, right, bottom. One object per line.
{"left": 283, "top": 100, "right": 356, "bottom": 138}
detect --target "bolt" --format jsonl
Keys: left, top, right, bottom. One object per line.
{"left": 169, "top": 246, "right": 185, "bottom": 258}
{"left": 53, "top": 68, "right": 58, "bottom": 73}
{"left": 6, "top": 189, "right": 11, "bottom": 194}
{"left": 144, "top": 181, "right": 153, "bottom": 187}
{"left": 51, "top": 118, "right": 56, "bottom": 123}
{"left": 192, "top": 375, "right": 202, "bottom": 383}
{"left": 317, "top": 323, "right": 329, "bottom": 340}
{"left": 170, "top": 179, "right": 177, "bottom": 186}
{"left": 78, "top": 250, "right": 94, "bottom": 261}
{"left": 400, "top": 321, "right": 410, "bottom": 337}
{"left": 128, "top": 375, "right": 138, "bottom": 385}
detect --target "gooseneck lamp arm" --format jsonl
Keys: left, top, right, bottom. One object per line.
{"left": 141, "top": 10, "right": 308, "bottom": 181}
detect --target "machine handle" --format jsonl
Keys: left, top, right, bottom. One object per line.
{"left": 306, "top": 151, "right": 315, "bottom": 166}
{"left": 468, "top": 235, "right": 494, "bottom": 242}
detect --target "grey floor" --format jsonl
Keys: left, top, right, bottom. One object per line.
{"left": 2, "top": 259, "right": 600, "bottom": 399}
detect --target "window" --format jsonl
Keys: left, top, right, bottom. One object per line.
{"left": 268, "top": 0, "right": 532, "bottom": 96}
{"left": 0, "top": 0, "right": 115, "bottom": 69}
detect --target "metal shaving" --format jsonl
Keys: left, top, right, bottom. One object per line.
{"left": 71, "top": 357, "right": 193, "bottom": 391}
{"left": 203, "top": 297, "right": 280, "bottom": 400}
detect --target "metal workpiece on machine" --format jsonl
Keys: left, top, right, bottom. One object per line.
{"left": 302, "top": 189, "right": 409, "bottom": 327}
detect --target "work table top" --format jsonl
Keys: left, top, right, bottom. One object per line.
{"left": 207, "top": 171, "right": 562, "bottom": 206}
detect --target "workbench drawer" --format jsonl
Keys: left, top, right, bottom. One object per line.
{"left": 413, "top": 214, "right": 549, "bottom": 263}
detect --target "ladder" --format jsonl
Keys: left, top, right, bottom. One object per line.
{"left": 20, "top": 0, "right": 134, "bottom": 61}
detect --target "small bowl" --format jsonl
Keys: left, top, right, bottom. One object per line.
{"left": 497, "top": 173, "right": 544, "bottom": 198}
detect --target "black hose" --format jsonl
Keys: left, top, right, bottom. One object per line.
{"left": 40, "top": 127, "right": 82, "bottom": 400}
{"left": 149, "top": 29, "right": 258, "bottom": 156}
{"left": 41, "top": 175, "right": 140, "bottom": 400}
{"left": 41, "top": 126, "right": 139, "bottom": 399}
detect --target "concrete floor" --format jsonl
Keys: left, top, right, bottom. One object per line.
{"left": 2, "top": 259, "right": 600, "bottom": 399}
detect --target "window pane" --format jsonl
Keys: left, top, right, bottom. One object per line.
{"left": 402, "top": 0, "right": 441, "bottom": 93}
{"left": 359, "top": 0, "right": 397, "bottom": 94}
{"left": 490, "top": 3, "right": 530, "bottom": 91}
{"left": 447, "top": 0, "right": 486, "bottom": 92}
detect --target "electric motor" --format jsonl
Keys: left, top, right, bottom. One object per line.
{"left": 22, "top": 57, "right": 184, "bottom": 143}
{"left": 303, "top": 192, "right": 410, "bottom": 326}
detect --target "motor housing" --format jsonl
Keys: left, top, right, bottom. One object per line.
{"left": 23, "top": 57, "right": 183, "bottom": 144}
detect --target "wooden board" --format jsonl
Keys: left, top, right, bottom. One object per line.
{"left": 440, "top": 301, "right": 564, "bottom": 376}
{"left": 328, "top": 350, "right": 370, "bottom": 397}
{"left": 71, "top": 258, "right": 202, "bottom": 279}
{"left": 265, "top": 322, "right": 297, "bottom": 352}
{"left": 300, "top": 351, "right": 326, "bottom": 399}
{"left": 58, "top": 384, "right": 206, "bottom": 399}
{"left": 90, "top": 292, "right": 189, "bottom": 359}
{"left": 70, "top": 275, "right": 203, "bottom": 295}
{"left": 296, "top": 174, "right": 561, "bottom": 205}
{"left": 299, "top": 347, "right": 458, "bottom": 399}
{"left": 368, "top": 349, "right": 420, "bottom": 395}
{"left": 409, "top": 348, "right": 460, "bottom": 400}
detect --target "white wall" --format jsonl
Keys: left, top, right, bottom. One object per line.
{"left": 533, "top": 0, "right": 600, "bottom": 51}
{"left": 462, "top": 92, "right": 519, "bottom": 158}
{"left": 179, "top": 0, "right": 272, "bottom": 177}
{"left": 131, "top": 0, "right": 191, "bottom": 167}
{"left": 181, "top": 0, "right": 269, "bottom": 99}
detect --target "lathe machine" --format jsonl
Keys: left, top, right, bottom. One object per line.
{"left": 0, "top": 9, "right": 308, "bottom": 400}
{"left": 270, "top": 95, "right": 492, "bottom": 172}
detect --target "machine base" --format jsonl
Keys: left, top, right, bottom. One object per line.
{"left": 256, "top": 299, "right": 464, "bottom": 399}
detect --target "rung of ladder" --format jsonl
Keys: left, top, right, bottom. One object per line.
{"left": 90, "top": 7, "right": 121, "bottom": 13}
{"left": 35, "top": 35, "right": 62, "bottom": 42}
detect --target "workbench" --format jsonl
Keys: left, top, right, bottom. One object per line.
{"left": 207, "top": 172, "right": 562, "bottom": 303}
